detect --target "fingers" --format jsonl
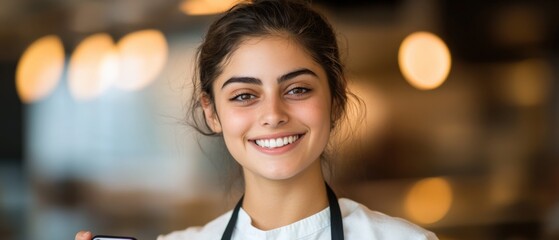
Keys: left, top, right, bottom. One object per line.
{"left": 75, "top": 231, "right": 92, "bottom": 240}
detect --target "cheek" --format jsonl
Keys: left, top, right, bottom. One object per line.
{"left": 293, "top": 97, "right": 332, "bottom": 132}
{"left": 218, "top": 108, "right": 254, "bottom": 164}
{"left": 219, "top": 108, "right": 253, "bottom": 139}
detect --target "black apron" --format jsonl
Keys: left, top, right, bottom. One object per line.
{"left": 221, "top": 183, "right": 344, "bottom": 240}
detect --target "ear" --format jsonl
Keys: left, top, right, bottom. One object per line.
{"left": 200, "top": 93, "right": 222, "bottom": 133}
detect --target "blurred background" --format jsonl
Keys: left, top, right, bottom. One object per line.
{"left": 1, "top": 0, "right": 558, "bottom": 239}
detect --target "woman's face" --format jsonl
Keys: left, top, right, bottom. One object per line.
{"left": 203, "top": 36, "right": 332, "bottom": 181}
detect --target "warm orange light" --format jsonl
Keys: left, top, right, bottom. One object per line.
{"left": 68, "top": 33, "right": 117, "bottom": 100}
{"left": 398, "top": 32, "right": 451, "bottom": 90}
{"left": 16, "top": 35, "right": 65, "bottom": 103}
{"left": 405, "top": 177, "right": 452, "bottom": 224}
{"left": 504, "top": 59, "right": 552, "bottom": 106}
{"left": 99, "top": 49, "right": 120, "bottom": 91}
{"left": 180, "top": 0, "right": 239, "bottom": 15}
{"left": 115, "top": 29, "right": 168, "bottom": 91}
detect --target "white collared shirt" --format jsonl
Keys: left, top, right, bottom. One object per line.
{"left": 158, "top": 198, "right": 438, "bottom": 240}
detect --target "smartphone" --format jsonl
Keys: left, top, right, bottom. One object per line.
{"left": 92, "top": 235, "right": 137, "bottom": 240}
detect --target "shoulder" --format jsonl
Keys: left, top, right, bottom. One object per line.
{"left": 157, "top": 210, "right": 232, "bottom": 240}
{"left": 340, "top": 198, "right": 438, "bottom": 240}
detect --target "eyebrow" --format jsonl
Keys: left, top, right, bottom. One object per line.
{"left": 221, "top": 68, "right": 318, "bottom": 89}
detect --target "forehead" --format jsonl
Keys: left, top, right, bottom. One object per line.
{"left": 217, "top": 35, "right": 326, "bottom": 81}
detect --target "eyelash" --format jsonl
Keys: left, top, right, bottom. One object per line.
{"left": 228, "top": 87, "right": 312, "bottom": 104}
{"left": 230, "top": 92, "right": 256, "bottom": 102}
{"left": 286, "top": 87, "right": 311, "bottom": 96}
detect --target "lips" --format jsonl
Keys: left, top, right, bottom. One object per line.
{"left": 251, "top": 134, "right": 303, "bottom": 149}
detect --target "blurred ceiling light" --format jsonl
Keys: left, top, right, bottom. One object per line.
{"left": 405, "top": 177, "right": 452, "bottom": 224}
{"left": 180, "top": 0, "right": 238, "bottom": 15}
{"left": 503, "top": 59, "right": 552, "bottom": 107}
{"left": 68, "top": 33, "right": 117, "bottom": 100}
{"left": 115, "top": 29, "right": 168, "bottom": 91}
{"left": 99, "top": 49, "right": 120, "bottom": 89}
{"left": 398, "top": 31, "right": 451, "bottom": 90}
{"left": 16, "top": 35, "right": 65, "bottom": 103}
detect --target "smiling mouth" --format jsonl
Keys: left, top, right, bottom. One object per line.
{"left": 252, "top": 134, "right": 303, "bottom": 149}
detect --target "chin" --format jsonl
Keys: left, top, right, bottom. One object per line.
{"left": 260, "top": 168, "right": 301, "bottom": 181}
{"left": 242, "top": 154, "right": 322, "bottom": 182}
{"left": 257, "top": 161, "right": 318, "bottom": 181}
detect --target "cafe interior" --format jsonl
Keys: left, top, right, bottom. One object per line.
{"left": 0, "top": 0, "right": 558, "bottom": 239}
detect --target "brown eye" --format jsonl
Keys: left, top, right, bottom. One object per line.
{"left": 287, "top": 87, "right": 310, "bottom": 95}
{"left": 231, "top": 93, "right": 256, "bottom": 102}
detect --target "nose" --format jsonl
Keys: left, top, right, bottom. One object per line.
{"left": 259, "top": 95, "right": 288, "bottom": 128}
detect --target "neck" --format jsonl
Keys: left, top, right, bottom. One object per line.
{"left": 242, "top": 160, "right": 329, "bottom": 230}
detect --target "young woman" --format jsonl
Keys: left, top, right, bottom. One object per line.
{"left": 76, "top": 0, "right": 438, "bottom": 239}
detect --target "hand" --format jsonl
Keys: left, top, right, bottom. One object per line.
{"left": 75, "top": 231, "right": 93, "bottom": 240}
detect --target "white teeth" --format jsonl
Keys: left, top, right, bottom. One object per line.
{"left": 255, "top": 135, "right": 300, "bottom": 149}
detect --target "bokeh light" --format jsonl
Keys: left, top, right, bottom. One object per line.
{"left": 502, "top": 59, "right": 552, "bottom": 107}
{"left": 180, "top": 0, "right": 238, "bottom": 15}
{"left": 405, "top": 177, "right": 453, "bottom": 224}
{"left": 115, "top": 29, "right": 168, "bottom": 91}
{"left": 68, "top": 33, "right": 117, "bottom": 100}
{"left": 16, "top": 35, "right": 65, "bottom": 103}
{"left": 398, "top": 31, "right": 451, "bottom": 90}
